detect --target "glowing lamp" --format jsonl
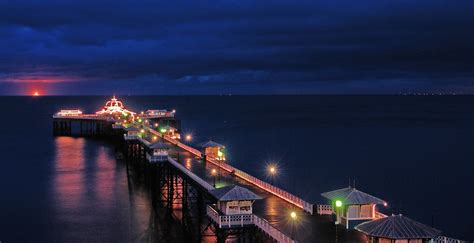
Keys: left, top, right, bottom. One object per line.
{"left": 140, "top": 129, "right": 145, "bottom": 133}
{"left": 335, "top": 200, "right": 342, "bottom": 208}
{"left": 153, "top": 136, "right": 157, "bottom": 140}
{"left": 211, "top": 169, "right": 217, "bottom": 175}
{"left": 154, "top": 123, "right": 159, "bottom": 127}
{"left": 185, "top": 134, "right": 192, "bottom": 141}
{"left": 290, "top": 211, "right": 297, "bottom": 220}
{"left": 217, "top": 150, "right": 223, "bottom": 157}
{"left": 160, "top": 128, "right": 167, "bottom": 133}
{"left": 269, "top": 166, "right": 276, "bottom": 174}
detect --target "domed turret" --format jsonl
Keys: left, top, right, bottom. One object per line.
{"left": 96, "top": 96, "right": 135, "bottom": 116}
{"left": 104, "top": 96, "right": 124, "bottom": 109}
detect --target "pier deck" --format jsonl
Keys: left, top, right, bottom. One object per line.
{"left": 138, "top": 126, "right": 365, "bottom": 243}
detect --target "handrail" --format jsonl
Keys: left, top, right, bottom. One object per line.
{"left": 124, "top": 134, "right": 139, "bottom": 140}
{"left": 52, "top": 114, "right": 110, "bottom": 120}
{"left": 431, "top": 236, "right": 467, "bottom": 243}
{"left": 206, "top": 205, "right": 294, "bottom": 243}
{"left": 253, "top": 214, "right": 295, "bottom": 243}
{"left": 206, "top": 205, "right": 221, "bottom": 227}
{"left": 316, "top": 204, "right": 333, "bottom": 215}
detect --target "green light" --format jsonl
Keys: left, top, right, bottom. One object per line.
{"left": 138, "top": 119, "right": 142, "bottom": 122}
{"left": 217, "top": 150, "right": 223, "bottom": 157}
{"left": 335, "top": 200, "right": 342, "bottom": 208}
{"left": 160, "top": 128, "right": 167, "bottom": 133}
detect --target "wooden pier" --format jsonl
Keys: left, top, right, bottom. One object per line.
{"left": 52, "top": 97, "right": 466, "bottom": 243}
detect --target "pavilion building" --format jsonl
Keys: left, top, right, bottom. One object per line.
{"left": 210, "top": 185, "right": 261, "bottom": 215}
{"left": 199, "top": 140, "right": 226, "bottom": 161}
{"left": 207, "top": 185, "right": 262, "bottom": 229}
{"left": 355, "top": 214, "right": 442, "bottom": 243}
{"left": 321, "top": 186, "right": 387, "bottom": 229}
{"left": 145, "top": 141, "right": 170, "bottom": 163}
{"left": 124, "top": 127, "right": 139, "bottom": 140}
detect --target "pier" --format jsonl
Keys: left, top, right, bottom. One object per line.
{"left": 52, "top": 97, "right": 467, "bottom": 243}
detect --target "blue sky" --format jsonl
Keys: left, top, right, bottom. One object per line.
{"left": 0, "top": 0, "right": 473, "bottom": 95}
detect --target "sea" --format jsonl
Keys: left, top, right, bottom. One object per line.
{"left": 0, "top": 95, "right": 472, "bottom": 242}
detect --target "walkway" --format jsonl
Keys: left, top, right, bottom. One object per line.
{"left": 137, "top": 126, "right": 365, "bottom": 242}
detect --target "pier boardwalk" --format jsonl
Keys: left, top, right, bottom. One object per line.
{"left": 52, "top": 97, "right": 466, "bottom": 243}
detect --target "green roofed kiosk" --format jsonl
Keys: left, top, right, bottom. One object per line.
{"left": 321, "top": 186, "right": 387, "bottom": 229}
{"left": 355, "top": 214, "right": 441, "bottom": 243}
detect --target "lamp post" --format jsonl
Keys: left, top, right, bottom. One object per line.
{"left": 335, "top": 200, "right": 342, "bottom": 243}
{"left": 185, "top": 134, "right": 192, "bottom": 142}
{"left": 211, "top": 169, "right": 217, "bottom": 187}
{"left": 217, "top": 149, "right": 224, "bottom": 180}
{"left": 269, "top": 166, "right": 276, "bottom": 185}
{"left": 290, "top": 211, "right": 297, "bottom": 240}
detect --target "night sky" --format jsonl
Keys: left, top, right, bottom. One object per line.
{"left": 0, "top": 0, "right": 473, "bottom": 95}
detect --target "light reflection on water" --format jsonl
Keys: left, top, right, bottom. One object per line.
{"left": 52, "top": 137, "right": 154, "bottom": 242}
{"left": 54, "top": 137, "right": 85, "bottom": 210}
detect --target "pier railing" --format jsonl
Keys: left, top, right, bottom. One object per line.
{"left": 206, "top": 205, "right": 294, "bottom": 243}
{"left": 253, "top": 214, "right": 295, "bottom": 243}
{"left": 145, "top": 126, "right": 314, "bottom": 214}
{"left": 124, "top": 134, "right": 139, "bottom": 140}
{"left": 316, "top": 204, "right": 333, "bottom": 215}
{"left": 227, "top": 163, "right": 313, "bottom": 214}
{"left": 431, "top": 236, "right": 468, "bottom": 243}
{"left": 53, "top": 114, "right": 114, "bottom": 121}
{"left": 146, "top": 154, "right": 168, "bottom": 162}
{"left": 206, "top": 205, "right": 253, "bottom": 228}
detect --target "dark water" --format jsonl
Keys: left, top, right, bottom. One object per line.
{"left": 0, "top": 95, "right": 472, "bottom": 242}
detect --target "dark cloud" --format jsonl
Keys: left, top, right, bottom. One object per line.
{"left": 0, "top": 0, "right": 473, "bottom": 94}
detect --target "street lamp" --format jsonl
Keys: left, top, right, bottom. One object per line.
{"left": 185, "top": 134, "right": 192, "bottom": 141}
{"left": 211, "top": 169, "right": 217, "bottom": 187}
{"left": 268, "top": 165, "right": 277, "bottom": 185}
{"left": 290, "top": 211, "right": 297, "bottom": 240}
{"left": 335, "top": 200, "right": 343, "bottom": 243}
